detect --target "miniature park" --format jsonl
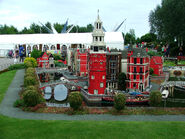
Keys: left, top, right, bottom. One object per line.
{"left": 0, "top": 1, "right": 185, "bottom": 138}
{"left": 0, "top": 13, "right": 184, "bottom": 116}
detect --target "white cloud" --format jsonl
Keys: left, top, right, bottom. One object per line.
{"left": 0, "top": 0, "right": 162, "bottom": 37}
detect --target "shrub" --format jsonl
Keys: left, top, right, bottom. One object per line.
{"left": 68, "top": 91, "right": 83, "bottom": 110}
{"left": 24, "top": 57, "right": 37, "bottom": 68}
{"left": 26, "top": 67, "right": 35, "bottom": 74}
{"left": 14, "top": 99, "right": 25, "bottom": 107}
{"left": 149, "top": 91, "right": 162, "bottom": 106}
{"left": 31, "top": 49, "right": 42, "bottom": 59}
{"left": 25, "top": 85, "right": 38, "bottom": 91}
{"left": 24, "top": 76, "right": 36, "bottom": 87}
{"left": 114, "top": 93, "right": 126, "bottom": 111}
{"left": 8, "top": 63, "right": 25, "bottom": 70}
{"left": 150, "top": 68, "right": 154, "bottom": 75}
{"left": 53, "top": 54, "right": 62, "bottom": 60}
{"left": 23, "top": 90, "right": 44, "bottom": 107}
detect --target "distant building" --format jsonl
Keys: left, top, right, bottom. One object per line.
{"left": 106, "top": 51, "right": 121, "bottom": 89}
{"left": 76, "top": 46, "right": 88, "bottom": 77}
{"left": 150, "top": 56, "right": 163, "bottom": 75}
{"left": 127, "top": 47, "right": 150, "bottom": 92}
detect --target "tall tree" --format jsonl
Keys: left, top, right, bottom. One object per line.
{"left": 149, "top": 0, "right": 185, "bottom": 44}
{"left": 0, "top": 24, "right": 18, "bottom": 34}
{"left": 124, "top": 29, "right": 136, "bottom": 45}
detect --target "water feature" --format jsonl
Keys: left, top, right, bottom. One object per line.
{"left": 54, "top": 84, "right": 68, "bottom": 101}
{"left": 40, "top": 73, "right": 68, "bottom": 102}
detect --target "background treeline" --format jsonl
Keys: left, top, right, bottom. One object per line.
{"left": 0, "top": 22, "right": 93, "bottom": 34}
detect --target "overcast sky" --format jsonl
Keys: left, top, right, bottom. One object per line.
{"left": 0, "top": 0, "right": 161, "bottom": 37}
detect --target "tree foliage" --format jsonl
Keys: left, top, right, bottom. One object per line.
{"left": 68, "top": 91, "right": 83, "bottom": 110}
{"left": 0, "top": 22, "right": 94, "bottom": 34}
{"left": 140, "top": 33, "right": 157, "bottom": 43}
{"left": 149, "top": 91, "right": 162, "bottom": 106}
{"left": 124, "top": 29, "right": 136, "bottom": 45}
{"left": 149, "top": 0, "right": 185, "bottom": 43}
{"left": 114, "top": 93, "right": 126, "bottom": 111}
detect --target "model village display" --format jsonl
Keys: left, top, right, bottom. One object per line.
{"left": 36, "top": 12, "right": 182, "bottom": 105}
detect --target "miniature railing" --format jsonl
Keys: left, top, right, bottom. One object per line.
{"left": 165, "top": 98, "right": 185, "bottom": 103}
{"left": 40, "top": 80, "right": 83, "bottom": 88}
{"left": 161, "top": 81, "right": 185, "bottom": 87}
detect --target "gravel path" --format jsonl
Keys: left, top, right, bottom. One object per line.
{"left": 0, "top": 70, "right": 185, "bottom": 121}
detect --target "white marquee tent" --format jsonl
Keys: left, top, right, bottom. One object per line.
{"left": 0, "top": 32, "right": 124, "bottom": 56}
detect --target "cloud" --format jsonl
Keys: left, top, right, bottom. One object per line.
{"left": 0, "top": 0, "right": 162, "bottom": 37}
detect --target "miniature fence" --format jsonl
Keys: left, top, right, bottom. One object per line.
{"left": 166, "top": 98, "right": 185, "bottom": 103}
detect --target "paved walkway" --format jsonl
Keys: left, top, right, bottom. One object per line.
{"left": 0, "top": 70, "right": 185, "bottom": 121}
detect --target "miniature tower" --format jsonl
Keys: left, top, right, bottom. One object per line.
{"left": 88, "top": 10, "right": 106, "bottom": 95}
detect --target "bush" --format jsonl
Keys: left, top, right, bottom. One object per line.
{"left": 149, "top": 91, "right": 162, "bottom": 106}
{"left": 150, "top": 68, "right": 154, "bottom": 75}
{"left": 25, "top": 85, "right": 38, "bottom": 91}
{"left": 114, "top": 93, "right": 126, "bottom": 111}
{"left": 24, "top": 76, "right": 36, "bottom": 87}
{"left": 24, "top": 57, "right": 37, "bottom": 68}
{"left": 68, "top": 91, "right": 83, "bottom": 110}
{"left": 14, "top": 99, "right": 25, "bottom": 107}
{"left": 26, "top": 67, "right": 35, "bottom": 74}
{"left": 31, "top": 49, "right": 42, "bottom": 59}
{"left": 8, "top": 63, "right": 25, "bottom": 70}
{"left": 23, "top": 90, "right": 44, "bottom": 107}
{"left": 53, "top": 54, "right": 62, "bottom": 60}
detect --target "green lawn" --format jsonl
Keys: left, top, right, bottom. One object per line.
{"left": 0, "top": 70, "right": 17, "bottom": 103}
{"left": 0, "top": 115, "right": 185, "bottom": 139}
{"left": 0, "top": 71, "right": 185, "bottom": 139}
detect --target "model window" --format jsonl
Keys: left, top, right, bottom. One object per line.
{"left": 99, "top": 23, "right": 101, "bottom": 29}
{"left": 134, "top": 75, "right": 136, "bottom": 80}
{"left": 94, "top": 89, "right": 98, "bottom": 95}
{"left": 102, "top": 75, "right": 105, "bottom": 79}
{"left": 94, "top": 46, "right": 98, "bottom": 52}
{"left": 140, "top": 75, "right": 143, "bottom": 80}
{"left": 100, "top": 83, "right": 104, "bottom": 88}
{"left": 91, "top": 75, "right": 95, "bottom": 79}
{"left": 140, "top": 67, "right": 143, "bottom": 73}
{"left": 133, "top": 83, "right": 136, "bottom": 88}
{"left": 134, "top": 58, "right": 137, "bottom": 64}
{"left": 134, "top": 67, "right": 137, "bottom": 73}
{"left": 140, "top": 58, "right": 143, "bottom": 64}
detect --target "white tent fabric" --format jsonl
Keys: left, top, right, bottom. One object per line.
{"left": 0, "top": 32, "right": 124, "bottom": 50}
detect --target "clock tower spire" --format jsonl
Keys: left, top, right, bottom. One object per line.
{"left": 88, "top": 11, "right": 107, "bottom": 95}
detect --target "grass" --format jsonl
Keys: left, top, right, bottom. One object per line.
{"left": 0, "top": 115, "right": 185, "bottom": 139}
{"left": 0, "top": 71, "right": 185, "bottom": 138}
{"left": 0, "top": 70, "right": 17, "bottom": 103}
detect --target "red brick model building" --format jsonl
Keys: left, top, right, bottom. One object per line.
{"left": 37, "top": 52, "right": 50, "bottom": 68}
{"left": 77, "top": 48, "right": 88, "bottom": 77}
{"left": 150, "top": 56, "right": 163, "bottom": 75}
{"left": 88, "top": 12, "right": 107, "bottom": 95}
{"left": 127, "top": 47, "right": 150, "bottom": 92}
{"left": 37, "top": 52, "right": 55, "bottom": 68}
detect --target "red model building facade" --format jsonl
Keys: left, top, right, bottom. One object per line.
{"left": 150, "top": 56, "right": 163, "bottom": 75}
{"left": 127, "top": 47, "right": 150, "bottom": 91}
{"left": 77, "top": 48, "right": 88, "bottom": 77}
{"left": 88, "top": 12, "right": 107, "bottom": 95}
{"left": 37, "top": 52, "right": 49, "bottom": 68}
